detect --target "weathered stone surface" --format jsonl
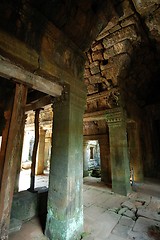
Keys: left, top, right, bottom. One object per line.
{"left": 128, "top": 230, "right": 151, "bottom": 240}
{"left": 9, "top": 218, "right": 22, "bottom": 233}
{"left": 137, "top": 209, "right": 160, "bottom": 221}
{"left": 120, "top": 15, "right": 138, "bottom": 28}
{"left": 123, "top": 209, "right": 136, "bottom": 220}
{"left": 84, "top": 78, "right": 90, "bottom": 85}
{"left": 113, "top": 40, "right": 133, "bottom": 55}
{"left": 88, "top": 73, "right": 103, "bottom": 84}
{"left": 103, "top": 47, "right": 116, "bottom": 59}
{"left": 87, "top": 52, "right": 93, "bottom": 64}
{"left": 118, "top": 0, "right": 134, "bottom": 20}
{"left": 106, "top": 233, "right": 128, "bottom": 240}
{"left": 92, "top": 211, "right": 121, "bottom": 239}
{"left": 112, "top": 224, "right": 132, "bottom": 238}
{"left": 103, "top": 25, "right": 139, "bottom": 49}
{"left": 84, "top": 68, "right": 91, "bottom": 78}
{"left": 91, "top": 42, "right": 103, "bottom": 52}
{"left": 121, "top": 201, "right": 137, "bottom": 212}
{"left": 118, "top": 216, "right": 135, "bottom": 227}
{"left": 133, "top": 216, "right": 160, "bottom": 233}
{"left": 92, "top": 51, "right": 104, "bottom": 61}
{"left": 11, "top": 191, "right": 38, "bottom": 221}
{"left": 132, "top": 0, "right": 160, "bottom": 15}
{"left": 109, "top": 25, "right": 121, "bottom": 34}
{"left": 145, "top": 8, "right": 160, "bottom": 41}
{"left": 118, "top": 207, "right": 128, "bottom": 215}
{"left": 87, "top": 85, "right": 97, "bottom": 94}
{"left": 45, "top": 85, "right": 86, "bottom": 240}
{"left": 89, "top": 61, "right": 100, "bottom": 75}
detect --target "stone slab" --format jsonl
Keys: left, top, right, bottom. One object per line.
{"left": 119, "top": 216, "right": 135, "bottom": 227}
{"left": 137, "top": 208, "right": 160, "bottom": 221}
{"left": 133, "top": 216, "right": 160, "bottom": 233}
{"left": 112, "top": 224, "right": 132, "bottom": 238}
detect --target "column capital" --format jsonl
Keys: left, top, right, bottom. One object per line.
{"left": 52, "top": 83, "right": 87, "bottom": 110}
{"left": 106, "top": 107, "right": 127, "bottom": 126}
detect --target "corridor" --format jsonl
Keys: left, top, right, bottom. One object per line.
{"left": 9, "top": 177, "right": 160, "bottom": 240}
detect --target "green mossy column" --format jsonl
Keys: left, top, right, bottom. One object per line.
{"left": 106, "top": 108, "right": 131, "bottom": 196}
{"left": 127, "top": 122, "right": 144, "bottom": 182}
{"left": 45, "top": 84, "right": 86, "bottom": 240}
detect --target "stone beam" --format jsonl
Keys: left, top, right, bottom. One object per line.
{"left": 84, "top": 110, "right": 107, "bottom": 122}
{"left": 0, "top": 57, "right": 63, "bottom": 97}
{"left": 25, "top": 95, "right": 52, "bottom": 112}
{"left": 86, "top": 88, "right": 119, "bottom": 102}
{"left": 83, "top": 109, "right": 134, "bottom": 123}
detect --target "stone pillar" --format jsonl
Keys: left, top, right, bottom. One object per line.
{"left": 127, "top": 122, "right": 144, "bottom": 182}
{"left": 45, "top": 84, "right": 86, "bottom": 240}
{"left": 83, "top": 141, "right": 89, "bottom": 177}
{"left": 14, "top": 114, "right": 27, "bottom": 192}
{"left": 106, "top": 108, "right": 131, "bottom": 196}
{"left": 36, "top": 127, "right": 46, "bottom": 175}
{"left": 21, "top": 129, "right": 31, "bottom": 163}
{"left": 99, "top": 135, "right": 111, "bottom": 186}
{"left": 44, "top": 134, "right": 51, "bottom": 170}
{"left": 0, "top": 83, "right": 27, "bottom": 239}
{"left": 29, "top": 108, "right": 40, "bottom": 192}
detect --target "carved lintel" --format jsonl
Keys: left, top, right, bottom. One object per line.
{"left": 106, "top": 107, "right": 127, "bottom": 126}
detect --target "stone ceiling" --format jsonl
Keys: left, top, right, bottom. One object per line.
{"left": 84, "top": 0, "right": 160, "bottom": 115}
{"left": 7, "top": 0, "right": 159, "bottom": 131}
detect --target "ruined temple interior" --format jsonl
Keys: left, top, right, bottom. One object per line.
{"left": 0, "top": 0, "right": 160, "bottom": 239}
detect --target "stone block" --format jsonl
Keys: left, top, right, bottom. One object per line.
{"left": 123, "top": 209, "right": 136, "bottom": 220}
{"left": 132, "top": 0, "right": 159, "bottom": 15}
{"left": 128, "top": 230, "right": 151, "bottom": 240}
{"left": 84, "top": 68, "right": 91, "bottom": 78}
{"left": 88, "top": 73, "right": 103, "bottom": 84}
{"left": 118, "top": 216, "right": 135, "bottom": 227}
{"left": 121, "top": 200, "right": 137, "bottom": 212}
{"left": 93, "top": 211, "right": 121, "bottom": 238}
{"left": 118, "top": 207, "right": 128, "bottom": 215}
{"left": 118, "top": 0, "right": 134, "bottom": 20}
{"left": 120, "top": 15, "right": 138, "bottom": 28}
{"left": 84, "top": 78, "right": 90, "bottom": 85}
{"left": 97, "top": 0, "right": 134, "bottom": 42}
{"left": 87, "top": 52, "right": 93, "bottom": 64}
{"left": 92, "top": 51, "right": 104, "bottom": 61}
{"left": 87, "top": 84, "right": 97, "bottom": 94}
{"left": 103, "top": 47, "right": 116, "bottom": 59}
{"left": 91, "top": 42, "right": 103, "bottom": 52}
{"left": 103, "top": 25, "right": 139, "bottom": 49}
{"left": 113, "top": 40, "right": 133, "bottom": 55}
{"left": 101, "top": 69, "right": 114, "bottom": 80}
{"left": 137, "top": 208, "right": 160, "bottom": 221}
{"left": 133, "top": 216, "right": 160, "bottom": 233}
{"left": 109, "top": 25, "right": 121, "bottom": 34}
{"left": 112, "top": 224, "right": 132, "bottom": 238}
{"left": 11, "top": 191, "right": 38, "bottom": 222}
{"left": 106, "top": 233, "right": 127, "bottom": 240}
{"left": 89, "top": 61, "right": 100, "bottom": 75}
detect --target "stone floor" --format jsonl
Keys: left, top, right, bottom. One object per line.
{"left": 9, "top": 175, "right": 160, "bottom": 240}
